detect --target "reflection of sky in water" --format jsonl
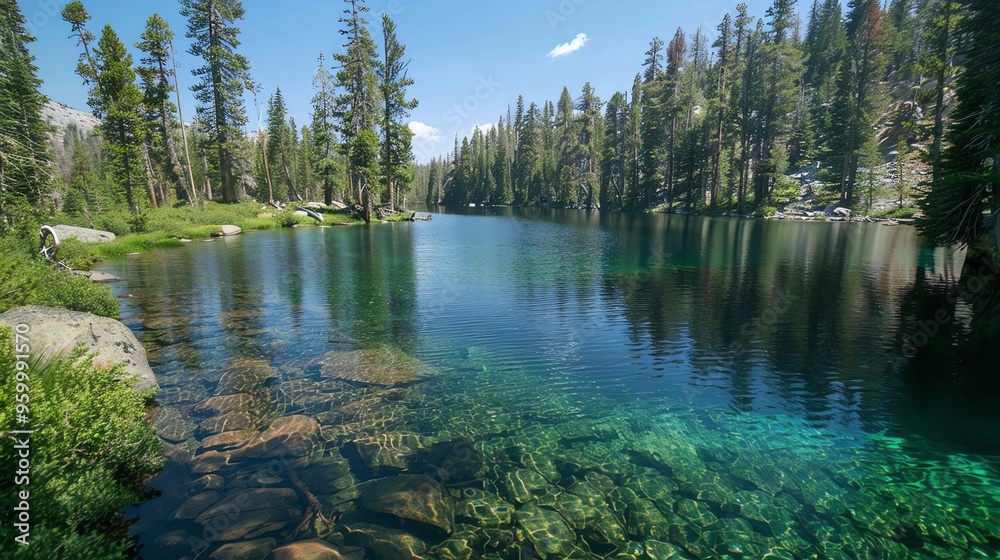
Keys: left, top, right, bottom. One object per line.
{"left": 100, "top": 211, "right": 999, "bottom": 558}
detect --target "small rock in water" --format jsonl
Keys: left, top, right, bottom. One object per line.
{"left": 272, "top": 539, "right": 364, "bottom": 560}
{"left": 343, "top": 522, "right": 428, "bottom": 560}
{"left": 208, "top": 537, "right": 275, "bottom": 560}
{"left": 188, "top": 474, "right": 225, "bottom": 493}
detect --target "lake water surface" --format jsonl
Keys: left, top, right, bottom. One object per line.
{"left": 100, "top": 209, "right": 1000, "bottom": 559}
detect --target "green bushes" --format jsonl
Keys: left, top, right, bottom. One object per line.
{"left": 0, "top": 239, "right": 118, "bottom": 317}
{"left": 873, "top": 206, "right": 919, "bottom": 219}
{"left": 0, "top": 326, "right": 163, "bottom": 559}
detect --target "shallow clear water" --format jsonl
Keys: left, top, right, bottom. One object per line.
{"left": 101, "top": 210, "right": 1000, "bottom": 559}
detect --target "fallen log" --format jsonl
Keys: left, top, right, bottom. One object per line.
{"left": 294, "top": 205, "right": 324, "bottom": 223}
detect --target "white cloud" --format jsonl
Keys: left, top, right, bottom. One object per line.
{"left": 547, "top": 33, "right": 590, "bottom": 59}
{"left": 408, "top": 121, "right": 444, "bottom": 142}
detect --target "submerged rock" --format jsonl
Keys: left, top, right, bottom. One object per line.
{"left": 294, "top": 452, "right": 356, "bottom": 495}
{"left": 197, "top": 411, "right": 257, "bottom": 436}
{"left": 188, "top": 474, "right": 225, "bottom": 493}
{"left": 199, "top": 430, "right": 252, "bottom": 452}
{"left": 208, "top": 538, "right": 275, "bottom": 560}
{"left": 516, "top": 505, "right": 576, "bottom": 559}
{"left": 214, "top": 359, "right": 281, "bottom": 396}
{"left": 415, "top": 438, "right": 484, "bottom": 484}
{"left": 171, "top": 491, "right": 222, "bottom": 520}
{"left": 321, "top": 346, "right": 438, "bottom": 386}
{"left": 154, "top": 407, "right": 197, "bottom": 443}
{"left": 432, "top": 529, "right": 480, "bottom": 560}
{"left": 359, "top": 474, "right": 456, "bottom": 534}
{"left": 343, "top": 522, "right": 428, "bottom": 560}
{"left": 501, "top": 468, "right": 552, "bottom": 505}
{"left": 627, "top": 499, "right": 671, "bottom": 541}
{"left": 194, "top": 488, "right": 302, "bottom": 541}
{"left": 456, "top": 489, "right": 513, "bottom": 528}
{"left": 355, "top": 433, "right": 421, "bottom": 474}
{"left": 235, "top": 414, "right": 321, "bottom": 460}
{"left": 271, "top": 539, "right": 364, "bottom": 560}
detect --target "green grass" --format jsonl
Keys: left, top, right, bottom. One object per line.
{"left": 44, "top": 202, "right": 379, "bottom": 268}
{"left": 0, "top": 238, "right": 119, "bottom": 317}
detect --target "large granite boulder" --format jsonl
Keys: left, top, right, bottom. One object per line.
{"left": 52, "top": 224, "right": 116, "bottom": 243}
{"left": 0, "top": 305, "right": 157, "bottom": 393}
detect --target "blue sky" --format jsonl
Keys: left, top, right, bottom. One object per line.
{"left": 18, "top": 0, "right": 771, "bottom": 162}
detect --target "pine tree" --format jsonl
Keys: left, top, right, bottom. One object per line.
{"left": 577, "top": 82, "right": 604, "bottom": 207}
{"left": 601, "top": 92, "right": 629, "bottom": 210}
{"left": 297, "top": 124, "right": 315, "bottom": 201}
{"left": 639, "top": 39, "right": 665, "bottom": 208}
{"left": 335, "top": 0, "right": 379, "bottom": 142}
{"left": 63, "top": 140, "right": 97, "bottom": 215}
{"left": 512, "top": 96, "right": 527, "bottom": 203}
{"left": 378, "top": 13, "right": 417, "bottom": 211}
{"left": 181, "top": 0, "right": 257, "bottom": 203}
{"left": 752, "top": 0, "right": 804, "bottom": 209}
{"left": 825, "top": 0, "right": 889, "bottom": 204}
{"left": 136, "top": 14, "right": 192, "bottom": 203}
{"left": 665, "top": 28, "right": 686, "bottom": 209}
{"left": 918, "top": 0, "right": 998, "bottom": 245}
{"left": 0, "top": 0, "right": 52, "bottom": 220}
{"left": 627, "top": 75, "right": 643, "bottom": 208}
{"left": 75, "top": 23, "right": 145, "bottom": 214}
{"left": 311, "top": 54, "right": 341, "bottom": 205}
{"left": 554, "top": 86, "right": 582, "bottom": 204}
{"left": 921, "top": 0, "right": 961, "bottom": 165}
{"left": 335, "top": 0, "right": 380, "bottom": 208}
{"left": 710, "top": 13, "right": 735, "bottom": 210}
{"left": 265, "top": 87, "right": 293, "bottom": 201}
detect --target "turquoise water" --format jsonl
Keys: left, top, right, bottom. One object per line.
{"left": 101, "top": 210, "right": 1000, "bottom": 559}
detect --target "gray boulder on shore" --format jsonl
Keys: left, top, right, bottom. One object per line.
{"left": 0, "top": 305, "right": 158, "bottom": 393}
{"left": 52, "top": 224, "right": 116, "bottom": 243}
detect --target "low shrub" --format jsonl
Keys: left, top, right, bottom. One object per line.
{"left": 0, "top": 238, "right": 118, "bottom": 317}
{"left": 0, "top": 326, "right": 163, "bottom": 559}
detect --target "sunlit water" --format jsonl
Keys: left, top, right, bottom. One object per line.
{"left": 99, "top": 209, "right": 1000, "bottom": 559}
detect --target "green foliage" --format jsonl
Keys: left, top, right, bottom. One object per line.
{"left": 824, "top": 0, "right": 889, "bottom": 204}
{"left": 136, "top": 14, "right": 192, "bottom": 204}
{"left": 350, "top": 129, "right": 382, "bottom": 190}
{"left": 265, "top": 87, "right": 292, "bottom": 202}
{"left": 180, "top": 0, "right": 256, "bottom": 202}
{"left": 0, "top": 238, "right": 118, "bottom": 317}
{"left": 335, "top": 0, "right": 380, "bottom": 142}
{"left": 0, "top": 327, "right": 163, "bottom": 559}
{"left": 311, "top": 54, "right": 343, "bottom": 205}
{"left": 79, "top": 24, "right": 147, "bottom": 214}
{"left": 0, "top": 0, "right": 53, "bottom": 217}
{"left": 918, "top": 0, "right": 999, "bottom": 245}
{"left": 771, "top": 175, "right": 801, "bottom": 205}
{"left": 275, "top": 208, "right": 302, "bottom": 228}
{"left": 379, "top": 13, "right": 418, "bottom": 210}
{"left": 875, "top": 206, "right": 918, "bottom": 219}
